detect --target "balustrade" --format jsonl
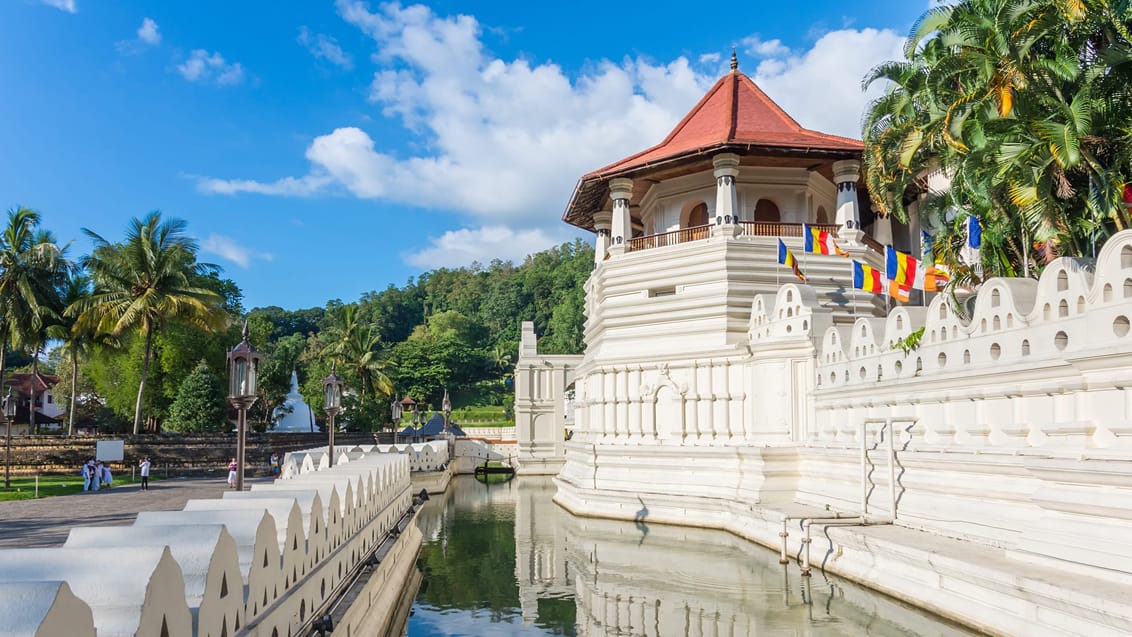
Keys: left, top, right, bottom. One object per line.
{"left": 624, "top": 222, "right": 845, "bottom": 253}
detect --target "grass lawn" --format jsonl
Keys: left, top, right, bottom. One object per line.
{"left": 0, "top": 474, "right": 158, "bottom": 501}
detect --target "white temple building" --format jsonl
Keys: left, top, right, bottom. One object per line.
{"left": 514, "top": 58, "right": 1132, "bottom": 636}
{"left": 272, "top": 370, "right": 314, "bottom": 433}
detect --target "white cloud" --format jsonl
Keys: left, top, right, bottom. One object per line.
{"left": 200, "top": 234, "right": 272, "bottom": 268}
{"left": 751, "top": 27, "right": 906, "bottom": 138}
{"left": 199, "top": 2, "right": 904, "bottom": 227}
{"left": 741, "top": 35, "right": 790, "bottom": 58}
{"left": 298, "top": 27, "right": 353, "bottom": 69}
{"left": 137, "top": 18, "right": 161, "bottom": 45}
{"left": 698, "top": 52, "right": 721, "bottom": 65}
{"left": 38, "top": 0, "right": 75, "bottom": 13}
{"left": 404, "top": 226, "right": 567, "bottom": 269}
{"left": 177, "top": 49, "right": 245, "bottom": 86}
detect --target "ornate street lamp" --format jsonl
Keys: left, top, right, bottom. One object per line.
{"left": 323, "top": 363, "right": 343, "bottom": 468}
{"left": 391, "top": 398, "right": 403, "bottom": 444}
{"left": 227, "top": 321, "right": 262, "bottom": 491}
{"left": 3, "top": 388, "right": 15, "bottom": 489}
{"left": 442, "top": 389, "right": 452, "bottom": 434}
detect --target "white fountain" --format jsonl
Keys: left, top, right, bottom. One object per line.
{"left": 273, "top": 370, "right": 315, "bottom": 433}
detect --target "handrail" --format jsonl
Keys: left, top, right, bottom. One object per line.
{"left": 625, "top": 221, "right": 846, "bottom": 253}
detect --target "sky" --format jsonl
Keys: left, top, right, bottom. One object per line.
{"left": 0, "top": 0, "right": 932, "bottom": 310}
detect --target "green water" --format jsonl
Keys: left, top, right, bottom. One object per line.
{"left": 406, "top": 476, "right": 981, "bottom": 636}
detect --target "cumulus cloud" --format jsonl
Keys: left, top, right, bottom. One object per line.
{"left": 742, "top": 35, "right": 790, "bottom": 58}
{"left": 137, "top": 18, "right": 161, "bottom": 45}
{"left": 751, "top": 27, "right": 906, "bottom": 139}
{"left": 200, "top": 234, "right": 272, "bottom": 268}
{"left": 177, "top": 49, "right": 245, "bottom": 86}
{"left": 199, "top": 1, "right": 903, "bottom": 230}
{"left": 404, "top": 226, "right": 568, "bottom": 269}
{"left": 298, "top": 27, "right": 353, "bottom": 69}
{"left": 38, "top": 0, "right": 75, "bottom": 13}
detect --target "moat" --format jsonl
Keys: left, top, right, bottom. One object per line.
{"left": 405, "top": 475, "right": 981, "bottom": 636}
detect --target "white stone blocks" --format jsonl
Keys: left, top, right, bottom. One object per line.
{"left": 0, "top": 581, "right": 95, "bottom": 637}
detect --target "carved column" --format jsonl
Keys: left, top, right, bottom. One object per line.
{"left": 593, "top": 210, "right": 612, "bottom": 265}
{"left": 713, "top": 153, "right": 740, "bottom": 225}
{"left": 608, "top": 178, "right": 633, "bottom": 255}
{"left": 833, "top": 159, "right": 862, "bottom": 236}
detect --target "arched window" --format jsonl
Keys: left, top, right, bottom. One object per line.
{"left": 688, "top": 202, "right": 708, "bottom": 227}
{"left": 816, "top": 206, "right": 829, "bottom": 224}
{"left": 754, "top": 198, "right": 780, "bottom": 222}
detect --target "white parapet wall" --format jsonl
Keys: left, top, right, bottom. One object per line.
{"left": 0, "top": 444, "right": 419, "bottom": 637}
{"left": 554, "top": 229, "right": 1132, "bottom": 636}
{"left": 514, "top": 321, "right": 582, "bottom": 475}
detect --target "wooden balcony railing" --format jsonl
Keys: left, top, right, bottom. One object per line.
{"left": 624, "top": 221, "right": 846, "bottom": 253}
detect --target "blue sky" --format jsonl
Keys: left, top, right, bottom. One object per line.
{"left": 0, "top": 0, "right": 930, "bottom": 310}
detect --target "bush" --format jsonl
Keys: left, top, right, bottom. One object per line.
{"left": 166, "top": 360, "right": 228, "bottom": 433}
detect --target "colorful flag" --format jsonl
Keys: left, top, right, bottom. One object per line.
{"left": 925, "top": 264, "right": 951, "bottom": 292}
{"left": 852, "top": 260, "right": 884, "bottom": 293}
{"left": 804, "top": 224, "right": 849, "bottom": 256}
{"left": 966, "top": 215, "right": 982, "bottom": 249}
{"left": 778, "top": 239, "right": 807, "bottom": 282}
{"left": 885, "top": 246, "right": 922, "bottom": 288}
{"left": 921, "top": 230, "right": 934, "bottom": 261}
{"left": 889, "top": 280, "right": 911, "bottom": 303}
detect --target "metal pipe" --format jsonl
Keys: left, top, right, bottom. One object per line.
{"left": 799, "top": 517, "right": 866, "bottom": 576}
{"left": 779, "top": 519, "right": 790, "bottom": 564}
{"left": 860, "top": 420, "right": 868, "bottom": 517}
{"left": 887, "top": 417, "right": 897, "bottom": 520}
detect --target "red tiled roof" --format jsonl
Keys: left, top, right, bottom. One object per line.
{"left": 586, "top": 70, "right": 862, "bottom": 178}
{"left": 7, "top": 372, "right": 59, "bottom": 396}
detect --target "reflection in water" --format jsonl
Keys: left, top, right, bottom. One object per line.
{"left": 408, "top": 476, "right": 979, "bottom": 637}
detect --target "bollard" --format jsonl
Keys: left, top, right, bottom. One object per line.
{"left": 35, "top": 475, "right": 39, "bottom": 498}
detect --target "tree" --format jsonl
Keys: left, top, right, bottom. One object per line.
{"left": 863, "top": 0, "right": 1132, "bottom": 282}
{"left": 166, "top": 360, "right": 227, "bottom": 433}
{"left": 68, "top": 212, "right": 229, "bottom": 434}
{"left": 49, "top": 271, "right": 100, "bottom": 435}
{"left": 0, "top": 208, "right": 65, "bottom": 443}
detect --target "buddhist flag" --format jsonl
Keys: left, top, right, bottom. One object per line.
{"left": 925, "top": 263, "right": 951, "bottom": 292}
{"left": 885, "top": 246, "right": 924, "bottom": 289}
{"left": 966, "top": 215, "right": 982, "bottom": 249}
{"left": 778, "top": 239, "right": 807, "bottom": 282}
{"left": 852, "top": 260, "right": 884, "bottom": 293}
{"left": 804, "top": 224, "right": 848, "bottom": 256}
{"left": 889, "top": 280, "right": 911, "bottom": 303}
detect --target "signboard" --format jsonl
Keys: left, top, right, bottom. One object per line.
{"left": 95, "top": 440, "right": 125, "bottom": 462}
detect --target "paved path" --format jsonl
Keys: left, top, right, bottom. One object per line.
{"left": 0, "top": 476, "right": 272, "bottom": 549}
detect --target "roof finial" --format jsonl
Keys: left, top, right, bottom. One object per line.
{"left": 730, "top": 48, "right": 738, "bottom": 72}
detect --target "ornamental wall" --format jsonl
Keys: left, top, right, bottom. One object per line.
{"left": 0, "top": 443, "right": 432, "bottom": 637}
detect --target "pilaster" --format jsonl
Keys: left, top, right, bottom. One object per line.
{"left": 609, "top": 178, "right": 633, "bottom": 256}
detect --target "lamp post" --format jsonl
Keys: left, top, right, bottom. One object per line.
{"left": 391, "top": 398, "right": 403, "bottom": 445}
{"left": 323, "top": 364, "right": 343, "bottom": 468}
{"left": 3, "top": 388, "right": 15, "bottom": 489}
{"left": 227, "top": 321, "right": 262, "bottom": 492}
{"left": 442, "top": 389, "right": 452, "bottom": 434}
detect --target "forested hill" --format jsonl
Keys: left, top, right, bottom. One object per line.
{"left": 243, "top": 238, "right": 594, "bottom": 430}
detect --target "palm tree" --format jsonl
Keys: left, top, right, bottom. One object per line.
{"left": 0, "top": 208, "right": 65, "bottom": 443}
{"left": 321, "top": 304, "right": 393, "bottom": 398}
{"left": 863, "top": 0, "right": 1132, "bottom": 281}
{"left": 50, "top": 271, "right": 108, "bottom": 435}
{"left": 68, "top": 212, "right": 228, "bottom": 434}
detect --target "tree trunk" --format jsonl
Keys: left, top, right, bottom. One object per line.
{"left": 68, "top": 350, "right": 78, "bottom": 436}
{"left": 133, "top": 322, "right": 154, "bottom": 435}
{"left": 29, "top": 345, "right": 38, "bottom": 436}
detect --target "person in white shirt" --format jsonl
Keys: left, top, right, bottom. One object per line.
{"left": 138, "top": 457, "right": 151, "bottom": 491}
{"left": 102, "top": 463, "right": 113, "bottom": 489}
{"left": 81, "top": 459, "right": 92, "bottom": 492}
{"left": 91, "top": 461, "right": 102, "bottom": 491}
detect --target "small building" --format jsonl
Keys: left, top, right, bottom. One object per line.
{"left": 6, "top": 372, "right": 65, "bottom": 434}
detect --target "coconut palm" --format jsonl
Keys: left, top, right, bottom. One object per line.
{"left": 0, "top": 208, "right": 65, "bottom": 444}
{"left": 321, "top": 304, "right": 393, "bottom": 398}
{"left": 68, "top": 212, "right": 228, "bottom": 434}
{"left": 50, "top": 271, "right": 111, "bottom": 435}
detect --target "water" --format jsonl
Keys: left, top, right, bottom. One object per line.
{"left": 406, "top": 476, "right": 981, "bottom": 636}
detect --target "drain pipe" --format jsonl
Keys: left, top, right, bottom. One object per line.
{"left": 779, "top": 512, "right": 852, "bottom": 564}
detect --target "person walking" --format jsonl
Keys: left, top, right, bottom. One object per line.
{"left": 138, "top": 457, "right": 151, "bottom": 491}
{"left": 102, "top": 463, "right": 113, "bottom": 490}
{"left": 227, "top": 458, "right": 238, "bottom": 489}
{"left": 91, "top": 460, "right": 102, "bottom": 492}
{"left": 81, "top": 459, "right": 92, "bottom": 492}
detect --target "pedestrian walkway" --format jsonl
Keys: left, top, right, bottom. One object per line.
{"left": 0, "top": 476, "right": 271, "bottom": 549}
